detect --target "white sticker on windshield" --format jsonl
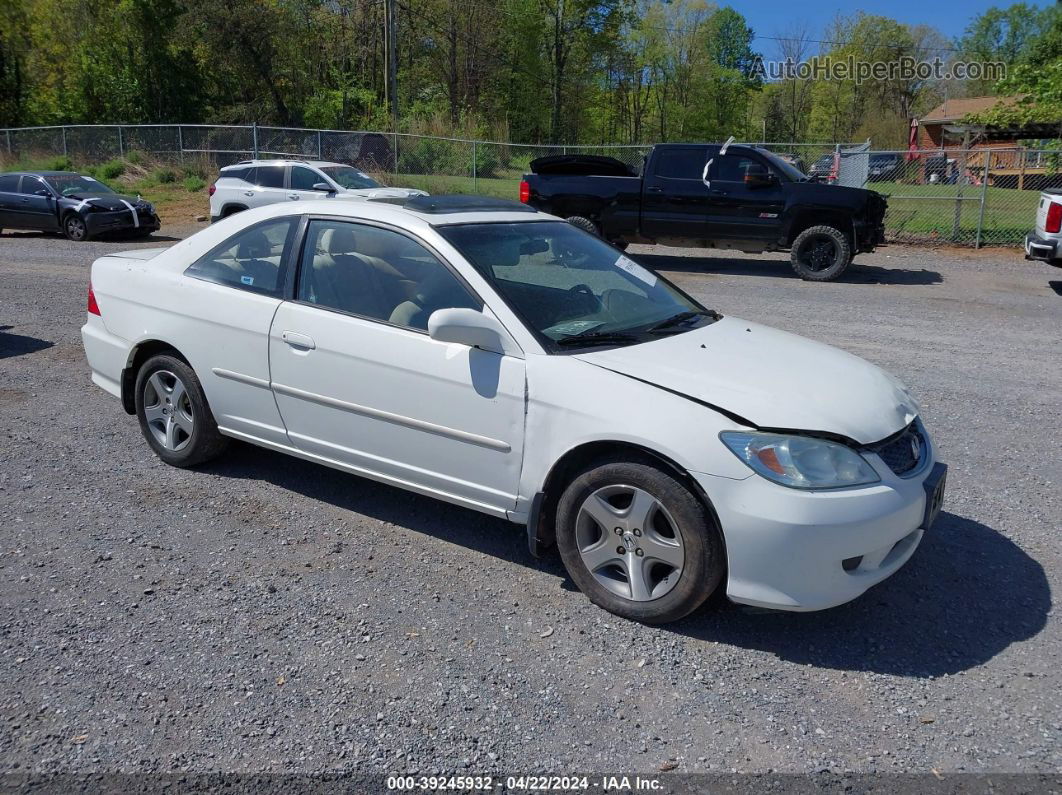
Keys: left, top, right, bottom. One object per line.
{"left": 84, "top": 176, "right": 99, "bottom": 182}
{"left": 615, "top": 255, "right": 657, "bottom": 287}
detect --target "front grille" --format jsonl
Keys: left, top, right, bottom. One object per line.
{"left": 868, "top": 421, "right": 926, "bottom": 476}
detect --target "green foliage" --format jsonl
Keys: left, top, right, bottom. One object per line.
{"left": 183, "top": 175, "right": 206, "bottom": 192}
{"left": 97, "top": 159, "right": 125, "bottom": 179}
{"left": 152, "top": 167, "right": 178, "bottom": 184}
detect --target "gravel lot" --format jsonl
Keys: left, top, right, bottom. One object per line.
{"left": 1, "top": 224, "right": 1060, "bottom": 782}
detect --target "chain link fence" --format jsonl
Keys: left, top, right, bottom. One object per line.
{"left": 2, "top": 124, "right": 1053, "bottom": 248}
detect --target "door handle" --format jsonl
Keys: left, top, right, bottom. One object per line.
{"left": 243, "top": 190, "right": 254, "bottom": 197}
{"left": 646, "top": 185, "right": 663, "bottom": 193}
{"left": 709, "top": 189, "right": 728, "bottom": 196}
{"left": 287, "top": 193, "right": 299, "bottom": 200}
{"left": 281, "top": 331, "right": 315, "bottom": 350}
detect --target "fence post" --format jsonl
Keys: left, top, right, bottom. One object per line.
{"left": 318, "top": 129, "right": 323, "bottom": 159}
{"left": 62, "top": 127, "right": 68, "bottom": 157}
{"left": 4, "top": 129, "right": 10, "bottom": 155}
{"left": 472, "top": 140, "right": 477, "bottom": 192}
{"left": 252, "top": 123, "right": 259, "bottom": 159}
{"left": 951, "top": 147, "right": 968, "bottom": 242}
{"left": 975, "top": 151, "right": 990, "bottom": 249}
{"left": 177, "top": 125, "right": 184, "bottom": 164}
{"left": 116, "top": 126, "right": 124, "bottom": 158}
{"left": 393, "top": 132, "right": 399, "bottom": 181}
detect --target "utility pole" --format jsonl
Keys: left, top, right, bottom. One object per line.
{"left": 384, "top": 0, "right": 398, "bottom": 130}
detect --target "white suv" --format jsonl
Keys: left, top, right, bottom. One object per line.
{"left": 208, "top": 159, "right": 427, "bottom": 222}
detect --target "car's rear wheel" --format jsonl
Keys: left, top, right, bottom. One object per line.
{"left": 134, "top": 354, "right": 227, "bottom": 467}
{"left": 790, "top": 225, "right": 851, "bottom": 281}
{"left": 63, "top": 213, "right": 88, "bottom": 242}
{"left": 555, "top": 457, "right": 725, "bottom": 624}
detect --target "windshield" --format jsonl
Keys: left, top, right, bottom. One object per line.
{"left": 759, "top": 150, "right": 807, "bottom": 182}
{"left": 319, "top": 166, "right": 382, "bottom": 190}
{"left": 439, "top": 221, "right": 715, "bottom": 350}
{"left": 46, "top": 175, "right": 115, "bottom": 197}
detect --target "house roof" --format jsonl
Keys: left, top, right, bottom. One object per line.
{"left": 920, "top": 95, "right": 1020, "bottom": 124}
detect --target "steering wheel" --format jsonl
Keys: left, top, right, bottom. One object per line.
{"left": 568, "top": 283, "right": 595, "bottom": 298}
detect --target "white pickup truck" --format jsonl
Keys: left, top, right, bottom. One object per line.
{"left": 1025, "top": 189, "right": 1062, "bottom": 266}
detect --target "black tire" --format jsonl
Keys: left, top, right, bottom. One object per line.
{"left": 222, "top": 205, "right": 246, "bottom": 219}
{"left": 789, "top": 225, "right": 851, "bottom": 281}
{"left": 134, "top": 353, "right": 228, "bottom": 468}
{"left": 62, "top": 212, "right": 89, "bottom": 242}
{"left": 566, "top": 215, "right": 600, "bottom": 237}
{"left": 555, "top": 456, "right": 725, "bottom": 624}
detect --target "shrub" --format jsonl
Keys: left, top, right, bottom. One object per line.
{"left": 183, "top": 175, "right": 205, "bottom": 192}
{"left": 152, "top": 167, "right": 177, "bottom": 184}
{"left": 97, "top": 159, "right": 125, "bottom": 179}
{"left": 125, "top": 150, "right": 146, "bottom": 166}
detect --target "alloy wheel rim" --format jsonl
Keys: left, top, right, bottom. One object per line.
{"left": 575, "top": 484, "right": 685, "bottom": 602}
{"left": 800, "top": 235, "right": 837, "bottom": 271}
{"left": 143, "top": 370, "right": 194, "bottom": 451}
{"left": 67, "top": 217, "right": 86, "bottom": 240}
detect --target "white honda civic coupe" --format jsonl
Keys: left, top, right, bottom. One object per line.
{"left": 81, "top": 195, "right": 946, "bottom": 624}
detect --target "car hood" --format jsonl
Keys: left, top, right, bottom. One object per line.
{"left": 337, "top": 187, "right": 428, "bottom": 200}
{"left": 67, "top": 193, "right": 150, "bottom": 211}
{"left": 574, "top": 316, "right": 919, "bottom": 445}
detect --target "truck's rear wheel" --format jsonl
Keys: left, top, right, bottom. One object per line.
{"left": 567, "top": 215, "right": 600, "bottom": 236}
{"left": 790, "top": 225, "right": 851, "bottom": 281}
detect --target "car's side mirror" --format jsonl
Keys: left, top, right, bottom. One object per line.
{"left": 428, "top": 307, "right": 515, "bottom": 356}
{"left": 35, "top": 189, "right": 53, "bottom": 197}
{"left": 312, "top": 182, "right": 333, "bottom": 192}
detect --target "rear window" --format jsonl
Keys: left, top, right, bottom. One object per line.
{"left": 221, "top": 167, "right": 251, "bottom": 182}
{"left": 255, "top": 166, "right": 285, "bottom": 188}
{"left": 654, "top": 148, "right": 710, "bottom": 179}
{"left": 0, "top": 174, "right": 20, "bottom": 191}
{"left": 184, "top": 218, "right": 296, "bottom": 296}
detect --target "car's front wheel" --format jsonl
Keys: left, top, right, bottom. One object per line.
{"left": 63, "top": 213, "right": 89, "bottom": 242}
{"left": 789, "top": 225, "right": 851, "bottom": 281}
{"left": 555, "top": 457, "right": 725, "bottom": 623}
{"left": 134, "top": 354, "right": 228, "bottom": 467}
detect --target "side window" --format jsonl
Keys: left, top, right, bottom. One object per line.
{"left": 222, "top": 167, "right": 248, "bottom": 182}
{"left": 185, "top": 218, "right": 295, "bottom": 296}
{"left": 711, "top": 155, "right": 766, "bottom": 184}
{"left": 290, "top": 166, "right": 323, "bottom": 191}
{"left": 18, "top": 176, "right": 46, "bottom": 195}
{"left": 255, "top": 166, "right": 285, "bottom": 188}
{"left": 654, "top": 148, "right": 710, "bottom": 179}
{"left": 0, "top": 175, "right": 20, "bottom": 192}
{"left": 297, "top": 220, "right": 479, "bottom": 331}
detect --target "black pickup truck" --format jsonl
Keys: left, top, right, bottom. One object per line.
{"left": 519, "top": 143, "right": 887, "bottom": 281}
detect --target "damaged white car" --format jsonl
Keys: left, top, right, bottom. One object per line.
{"left": 81, "top": 195, "right": 946, "bottom": 624}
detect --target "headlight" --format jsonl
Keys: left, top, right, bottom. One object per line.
{"left": 720, "top": 431, "right": 880, "bottom": 490}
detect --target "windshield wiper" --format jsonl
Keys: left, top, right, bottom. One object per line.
{"left": 556, "top": 331, "right": 641, "bottom": 348}
{"left": 646, "top": 309, "right": 715, "bottom": 334}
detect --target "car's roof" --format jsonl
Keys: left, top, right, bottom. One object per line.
{"left": 233, "top": 194, "right": 553, "bottom": 228}
{"left": 220, "top": 159, "right": 347, "bottom": 170}
{"left": 2, "top": 170, "right": 80, "bottom": 177}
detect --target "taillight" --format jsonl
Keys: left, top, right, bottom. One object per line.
{"left": 87, "top": 283, "right": 101, "bottom": 316}
{"left": 519, "top": 180, "right": 530, "bottom": 203}
{"left": 208, "top": 183, "right": 217, "bottom": 197}
{"left": 1047, "top": 202, "right": 1062, "bottom": 233}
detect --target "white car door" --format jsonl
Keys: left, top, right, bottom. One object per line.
{"left": 179, "top": 216, "right": 299, "bottom": 446}
{"left": 243, "top": 164, "right": 288, "bottom": 209}
{"left": 287, "top": 164, "right": 333, "bottom": 204}
{"left": 268, "top": 218, "right": 526, "bottom": 515}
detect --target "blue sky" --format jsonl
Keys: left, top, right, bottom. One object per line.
{"left": 737, "top": 0, "right": 1056, "bottom": 60}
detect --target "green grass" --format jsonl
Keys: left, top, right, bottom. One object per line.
{"left": 871, "top": 181, "right": 1039, "bottom": 245}
{"left": 385, "top": 173, "right": 522, "bottom": 200}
